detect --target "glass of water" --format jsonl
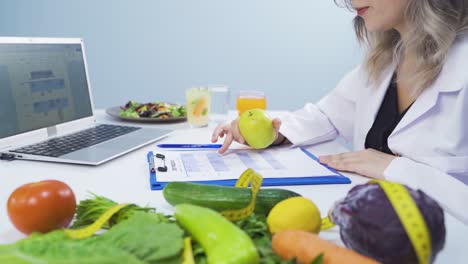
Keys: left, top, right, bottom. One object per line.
{"left": 209, "top": 85, "right": 230, "bottom": 122}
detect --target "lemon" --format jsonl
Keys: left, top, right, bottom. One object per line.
{"left": 267, "top": 196, "right": 321, "bottom": 234}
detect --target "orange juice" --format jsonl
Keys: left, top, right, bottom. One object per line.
{"left": 236, "top": 92, "right": 266, "bottom": 116}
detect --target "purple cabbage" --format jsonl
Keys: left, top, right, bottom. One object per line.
{"left": 331, "top": 183, "right": 446, "bottom": 264}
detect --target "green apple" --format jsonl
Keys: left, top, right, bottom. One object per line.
{"left": 238, "top": 109, "right": 276, "bottom": 149}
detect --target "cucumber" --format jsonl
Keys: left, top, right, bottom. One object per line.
{"left": 163, "top": 182, "right": 301, "bottom": 216}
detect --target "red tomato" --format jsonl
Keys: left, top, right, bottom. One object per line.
{"left": 7, "top": 180, "right": 76, "bottom": 235}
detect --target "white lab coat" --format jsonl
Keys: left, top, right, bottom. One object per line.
{"left": 280, "top": 33, "right": 468, "bottom": 225}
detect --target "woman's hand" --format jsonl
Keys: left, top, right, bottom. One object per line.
{"left": 211, "top": 118, "right": 282, "bottom": 154}
{"left": 319, "top": 149, "right": 397, "bottom": 179}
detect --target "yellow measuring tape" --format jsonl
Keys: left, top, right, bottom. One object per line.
{"left": 320, "top": 214, "right": 335, "bottom": 230}
{"left": 321, "top": 180, "right": 431, "bottom": 264}
{"left": 373, "top": 180, "right": 432, "bottom": 264}
{"left": 182, "top": 237, "right": 195, "bottom": 264}
{"left": 65, "top": 203, "right": 129, "bottom": 239}
{"left": 221, "top": 168, "right": 263, "bottom": 221}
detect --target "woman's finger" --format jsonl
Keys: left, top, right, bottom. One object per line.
{"left": 218, "top": 131, "right": 234, "bottom": 154}
{"left": 211, "top": 123, "right": 228, "bottom": 143}
{"left": 319, "top": 151, "right": 359, "bottom": 164}
{"left": 272, "top": 118, "right": 282, "bottom": 133}
{"left": 327, "top": 160, "right": 354, "bottom": 172}
{"left": 319, "top": 153, "right": 342, "bottom": 163}
{"left": 231, "top": 120, "right": 246, "bottom": 145}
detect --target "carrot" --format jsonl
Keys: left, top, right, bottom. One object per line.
{"left": 272, "top": 230, "right": 380, "bottom": 264}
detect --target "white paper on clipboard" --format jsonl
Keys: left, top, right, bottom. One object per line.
{"left": 152, "top": 147, "right": 336, "bottom": 182}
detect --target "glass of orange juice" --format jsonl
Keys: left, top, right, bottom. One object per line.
{"left": 236, "top": 90, "right": 266, "bottom": 116}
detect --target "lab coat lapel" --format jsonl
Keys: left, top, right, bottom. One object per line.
{"left": 391, "top": 34, "right": 468, "bottom": 136}
{"left": 391, "top": 58, "right": 465, "bottom": 136}
{"left": 390, "top": 84, "right": 439, "bottom": 136}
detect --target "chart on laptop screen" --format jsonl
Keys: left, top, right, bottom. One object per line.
{"left": 0, "top": 44, "right": 93, "bottom": 139}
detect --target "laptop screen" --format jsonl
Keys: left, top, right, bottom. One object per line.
{"left": 0, "top": 43, "right": 93, "bottom": 139}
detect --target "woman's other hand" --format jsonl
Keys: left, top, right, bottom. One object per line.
{"left": 319, "top": 149, "right": 397, "bottom": 179}
{"left": 211, "top": 118, "right": 282, "bottom": 154}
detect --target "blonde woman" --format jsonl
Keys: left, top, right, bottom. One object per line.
{"left": 212, "top": 0, "right": 468, "bottom": 224}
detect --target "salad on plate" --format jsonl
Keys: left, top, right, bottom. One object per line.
{"left": 119, "top": 100, "right": 186, "bottom": 119}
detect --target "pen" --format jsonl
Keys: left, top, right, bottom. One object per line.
{"left": 147, "top": 151, "right": 156, "bottom": 173}
{"left": 157, "top": 144, "right": 222, "bottom": 149}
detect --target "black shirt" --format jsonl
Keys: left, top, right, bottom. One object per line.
{"left": 365, "top": 75, "right": 412, "bottom": 155}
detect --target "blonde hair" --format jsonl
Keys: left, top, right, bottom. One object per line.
{"left": 336, "top": 0, "right": 468, "bottom": 95}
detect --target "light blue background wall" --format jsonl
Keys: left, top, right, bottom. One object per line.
{"left": 0, "top": 0, "right": 362, "bottom": 110}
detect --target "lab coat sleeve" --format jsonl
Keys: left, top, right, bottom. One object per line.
{"left": 279, "top": 66, "right": 364, "bottom": 146}
{"left": 384, "top": 157, "right": 468, "bottom": 226}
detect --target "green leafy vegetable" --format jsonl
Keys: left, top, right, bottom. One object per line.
{"left": 91, "top": 212, "right": 184, "bottom": 263}
{"left": 1, "top": 194, "right": 324, "bottom": 264}
{"left": 310, "top": 254, "right": 324, "bottom": 264}
{"left": 0, "top": 213, "right": 184, "bottom": 264}
{"left": 126, "top": 100, "right": 142, "bottom": 109}
{"left": 169, "top": 105, "right": 187, "bottom": 117}
{"left": 169, "top": 104, "right": 186, "bottom": 117}
{"left": 0, "top": 231, "right": 143, "bottom": 264}
{"left": 72, "top": 194, "right": 170, "bottom": 229}
{"left": 120, "top": 108, "right": 140, "bottom": 118}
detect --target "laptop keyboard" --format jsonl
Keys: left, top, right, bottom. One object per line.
{"left": 11, "top": 124, "right": 141, "bottom": 157}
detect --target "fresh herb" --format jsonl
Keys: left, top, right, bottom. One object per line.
{"left": 310, "top": 253, "right": 324, "bottom": 264}
{"left": 192, "top": 242, "right": 208, "bottom": 264}
{"left": 235, "top": 214, "right": 295, "bottom": 264}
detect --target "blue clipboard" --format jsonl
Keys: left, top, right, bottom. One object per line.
{"left": 146, "top": 148, "right": 351, "bottom": 190}
{"left": 147, "top": 148, "right": 351, "bottom": 190}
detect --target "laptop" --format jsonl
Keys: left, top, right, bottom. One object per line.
{"left": 0, "top": 37, "right": 171, "bottom": 165}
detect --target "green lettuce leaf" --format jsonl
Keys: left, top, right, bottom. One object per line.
{"left": 0, "top": 231, "right": 143, "bottom": 264}
{"left": 92, "top": 212, "right": 184, "bottom": 263}
{"left": 0, "top": 212, "right": 184, "bottom": 264}
{"left": 119, "top": 108, "right": 140, "bottom": 118}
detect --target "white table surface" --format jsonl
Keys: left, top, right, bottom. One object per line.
{"left": 0, "top": 109, "right": 466, "bottom": 263}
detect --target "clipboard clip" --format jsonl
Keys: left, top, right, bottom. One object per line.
{"left": 148, "top": 152, "right": 168, "bottom": 173}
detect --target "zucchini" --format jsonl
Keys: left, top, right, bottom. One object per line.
{"left": 163, "top": 182, "right": 301, "bottom": 216}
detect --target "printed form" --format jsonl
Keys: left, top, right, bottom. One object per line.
{"left": 153, "top": 147, "right": 337, "bottom": 182}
